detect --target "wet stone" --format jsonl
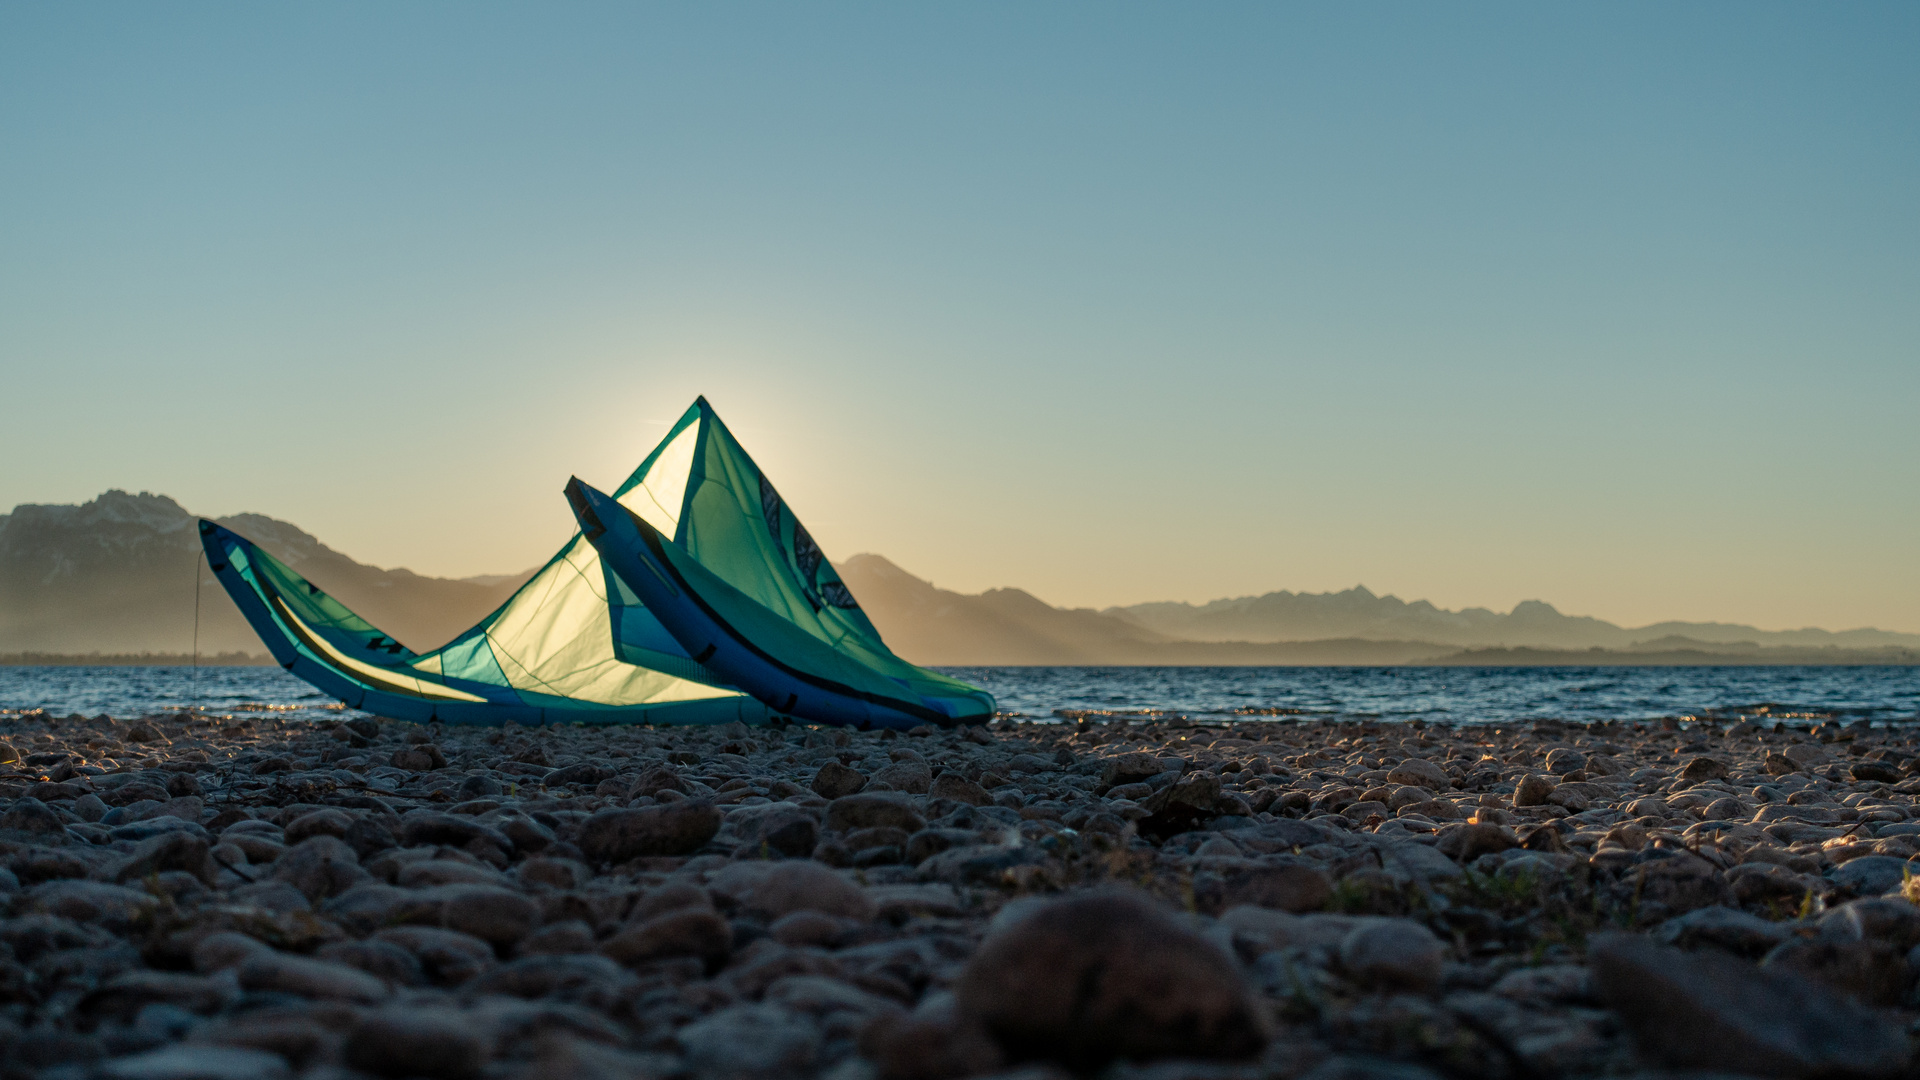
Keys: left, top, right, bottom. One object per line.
{"left": 315, "top": 939, "right": 425, "bottom": 986}
{"left": 1821, "top": 897, "right": 1920, "bottom": 949}
{"left": 1623, "top": 851, "right": 1734, "bottom": 918}
{"left": 234, "top": 952, "right": 389, "bottom": 1003}
{"left": 811, "top": 762, "right": 867, "bottom": 798}
{"left": 1543, "top": 748, "right": 1587, "bottom": 774}
{"left": 1100, "top": 753, "right": 1163, "bottom": 791}
{"left": 709, "top": 860, "right": 877, "bottom": 920}
{"left": 677, "top": 1003, "right": 821, "bottom": 1079}
{"left": 1591, "top": 932, "right": 1909, "bottom": 1078}
{"left": 191, "top": 932, "right": 270, "bottom": 973}
{"left": 390, "top": 746, "right": 444, "bottom": 772}
{"left": 928, "top": 772, "right": 990, "bottom": 806}
{"left": 956, "top": 891, "right": 1270, "bottom": 1070}
{"left": 601, "top": 906, "right": 733, "bottom": 970}
{"left": 1386, "top": 758, "right": 1449, "bottom": 789}
{"left": 1490, "top": 964, "right": 1593, "bottom": 1004}
{"left": 467, "top": 951, "right": 635, "bottom": 1002}
{"left": 22, "top": 880, "right": 162, "bottom": 933}
{"left": 1830, "top": 855, "right": 1912, "bottom": 897}
{"left": 281, "top": 809, "right": 354, "bottom": 844}
{"left": 515, "top": 855, "right": 592, "bottom": 890}
{"left": 1339, "top": 919, "right": 1446, "bottom": 994}
{"left": 517, "top": 919, "right": 597, "bottom": 955}
{"left": 1434, "top": 822, "right": 1517, "bottom": 862}
{"left": 1651, "top": 905, "right": 1790, "bottom": 957}
{"left": 271, "top": 836, "right": 368, "bottom": 901}
{"left": 577, "top": 801, "right": 723, "bottom": 863}
{"left": 100, "top": 1045, "right": 291, "bottom": 1080}
{"left": 1679, "top": 756, "right": 1731, "bottom": 781}
{"left": 1, "top": 797, "right": 68, "bottom": 836}
{"left": 905, "top": 827, "right": 978, "bottom": 865}
{"left": 768, "top": 910, "right": 849, "bottom": 947}
{"left": 1214, "top": 861, "right": 1334, "bottom": 914}
{"left": 747, "top": 808, "right": 820, "bottom": 857}
{"left": 345, "top": 1008, "right": 489, "bottom": 1080}
{"left": 1853, "top": 761, "right": 1902, "bottom": 784}
{"left": 373, "top": 926, "right": 496, "bottom": 985}
{"left": 431, "top": 883, "right": 540, "bottom": 946}
{"left": 541, "top": 762, "right": 610, "bottom": 788}
{"left": 1512, "top": 775, "right": 1555, "bottom": 808}
{"left": 111, "top": 832, "right": 214, "bottom": 885}
{"left": 860, "top": 1010, "right": 1003, "bottom": 1080}
{"left": 826, "top": 792, "right": 926, "bottom": 834}
{"left": 1761, "top": 937, "right": 1910, "bottom": 1006}
{"left": 396, "top": 859, "right": 506, "bottom": 888}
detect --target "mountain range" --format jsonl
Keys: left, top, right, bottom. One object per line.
{"left": 833, "top": 556, "right": 1920, "bottom": 665}
{"left": 1104, "top": 586, "right": 1920, "bottom": 651}
{"left": 3, "top": 490, "right": 1915, "bottom": 666}
{"left": 0, "top": 490, "right": 530, "bottom": 656}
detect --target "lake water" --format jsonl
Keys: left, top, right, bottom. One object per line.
{"left": 2, "top": 664, "right": 1917, "bottom": 727}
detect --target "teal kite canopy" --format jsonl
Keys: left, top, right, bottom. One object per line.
{"left": 201, "top": 396, "right": 994, "bottom": 728}
{"left": 569, "top": 398, "right": 996, "bottom": 730}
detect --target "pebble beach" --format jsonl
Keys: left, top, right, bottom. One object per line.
{"left": 2, "top": 709, "right": 1919, "bottom": 1080}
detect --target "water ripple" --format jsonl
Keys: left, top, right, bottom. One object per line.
{"left": 1, "top": 663, "right": 1915, "bottom": 727}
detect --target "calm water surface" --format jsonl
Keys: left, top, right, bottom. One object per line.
{"left": 2, "top": 664, "right": 1917, "bottom": 727}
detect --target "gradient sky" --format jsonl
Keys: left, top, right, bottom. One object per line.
{"left": 3, "top": 4, "right": 1916, "bottom": 633}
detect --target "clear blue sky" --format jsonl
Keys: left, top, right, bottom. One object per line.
{"left": 3, "top": 3, "right": 1916, "bottom": 632}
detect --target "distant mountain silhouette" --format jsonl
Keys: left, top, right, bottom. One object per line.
{"left": 1428, "top": 643, "right": 1920, "bottom": 666}
{"left": 832, "top": 554, "right": 1165, "bottom": 664}
{"left": 1106, "top": 585, "right": 1920, "bottom": 651}
{"left": 832, "top": 555, "right": 1456, "bottom": 665}
{"left": 0, "top": 491, "right": 533, "bottom": 655}
{"left": 5, "top": 491, "right": 1914, "bottom": 666}
{"left": 835, "top": 556, "right": 1918, "bottom": 666}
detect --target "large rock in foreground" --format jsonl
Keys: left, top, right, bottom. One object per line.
{"left": 577, "top": 802, "right": 722, "bottom": 864}
{"left": 1591, "top": 932, "right": 1909, "bottom": 1078}
{"left": 954, "top": 890, "right": 1270, "bottom": 1070}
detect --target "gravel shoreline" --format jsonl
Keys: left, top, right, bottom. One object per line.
{"left": 2, "top": 709, "right": 1919, "bottom": 1080}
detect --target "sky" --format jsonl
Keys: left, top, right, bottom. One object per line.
{"left": 2, "top": 3, "right": 1916, "bottom": 633}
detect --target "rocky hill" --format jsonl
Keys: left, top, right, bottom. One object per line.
{"left": 0, "top": 491, "right": 531, "bottom": 655}
{"left": 1108, "top": 585, "right": 1920, "bottom": 651}
{"left": 835, "top": 555, "right": 1455, "bottom": 666}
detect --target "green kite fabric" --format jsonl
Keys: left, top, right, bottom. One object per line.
{"left": 201, "top": 394, "right": 992, "bottom": 728}
{"left": 572, "top": 398, "right": 996, "bottom": 729}
{"left": 200, "top": 520, "right": 771, "bottom": 725}
{"left": 200, "top": 406, "right": 779, "bottom": 725}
